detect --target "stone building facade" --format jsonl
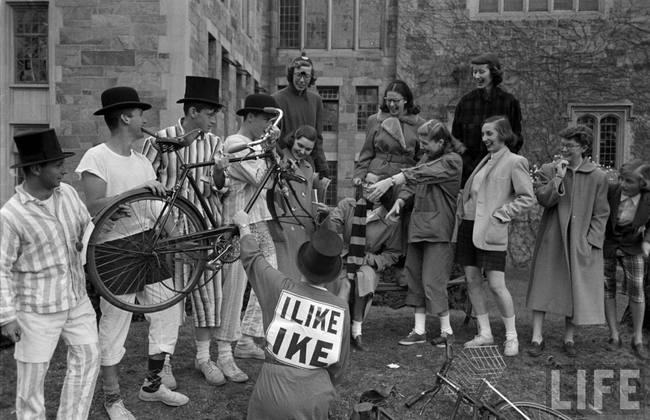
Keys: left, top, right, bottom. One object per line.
{"left": 1, "top": 0, "right": 649, "bottom": 205}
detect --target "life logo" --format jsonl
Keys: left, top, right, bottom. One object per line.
{"left": 266, "top": 290, "right": 344, "bottom": 369}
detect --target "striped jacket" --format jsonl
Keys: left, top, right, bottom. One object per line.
{"left": 0, "top": 183, "right": 91, "bottom": 324}
{"left": 142, "top": 118, "right": 225, "bottom": 225}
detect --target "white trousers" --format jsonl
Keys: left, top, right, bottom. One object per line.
{"left": 98, "top": 278, "right": 183, "bottom": 366}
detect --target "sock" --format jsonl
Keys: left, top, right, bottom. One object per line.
{"left": 351, "top": 321, "right": 362, "bottom": 338}
{"left": 143, "top": 358, "right": 164, "bottom": 392}
{"left": 502, "top": 315, "right": 517, "bottom": 340}
{"left": 195, "top": 340, "right": 210, "bottom": 364}
{"left": 238, "top": 334, "right": 254, "bottom": 346}
{"left": 217, "top": 340, "right": 232, "bottom": 360}
{"left": 476, "top": 314, "right": 493, "bottom": 338}
{"left": 102, "top": 373, "right": 120, "bottom": 397}
{"left": 414, "top": 312, "right": 426, "bottom": 335}
{"left": 439, "top": 314, "right": 453, "bottom": 335}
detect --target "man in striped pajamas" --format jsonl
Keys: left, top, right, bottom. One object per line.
{"left": 0, "top": 129, "right": 100, "bottom": 419}
{"left": 142, "top": 76, "right": 230, "bottom": 386}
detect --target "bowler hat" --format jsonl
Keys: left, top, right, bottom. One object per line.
{"left": 11, "top": 129, "right": 74, "bottom": 169}
{"left": 236, "top": 94, "right": 279, "bottom": 116}
{"left": 296, "top": 228, "right": 343, "bottom": 284}
{"left": 94, "top": 86, "right": 152, "bottom": 116}
{"left": 176, "top": 76, "right": 223, "bottom": 108}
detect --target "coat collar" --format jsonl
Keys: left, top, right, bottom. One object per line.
{"left": 375, "top": 111, "right": 421, "bottom": 126}
{"left": 571, "top": 158, "right": 599, "bottom": 173}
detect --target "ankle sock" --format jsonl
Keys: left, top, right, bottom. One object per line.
{"left": 476, "top": 313, "right": 493, "bottom": 338}
{"left": 414, "top": 312, "right": 426, "bottom": 335}
{"left": 439, "top": 314, "right": 452, "bottom": 335}
{"left": 351, "top": 321, "right": 362, "bottom": 338}
{"left": 217, "top": 340, "right": 232, "bottom": 360}
{"left": 238, "top": 335, "right": 255, "bottom": 346}
{"left": 502, "top": 315, "right": 517, "bottom": 340}
{"left": 195, "top": 340, "right": 210, "bottom": 364}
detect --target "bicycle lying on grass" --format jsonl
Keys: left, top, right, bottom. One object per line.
{"left": 405, "top": 339, "right": 571, "bottom": 419}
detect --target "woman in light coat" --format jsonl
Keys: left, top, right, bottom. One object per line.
{"left": 526, "top": 125, "right": 609, "bottom": 358}
{"left": 456, "top": 115, "right": 536, "bottom": 357}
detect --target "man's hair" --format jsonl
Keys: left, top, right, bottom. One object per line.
{"left": 104, "top": 107, "right": 139, "bottom": 132}
{"left": 183, "top": 101, "right": 220, "bottom": 116}
{"left": 619, "top": 159, "right": 650, "bottom": 190}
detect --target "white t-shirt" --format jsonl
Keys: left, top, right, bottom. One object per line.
{"left": 76, "top": 143, "right": 159, "bottom": 242}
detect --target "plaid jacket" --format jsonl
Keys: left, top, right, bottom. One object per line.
{"left": 451, "top": 87, "right": 522, "bottom": 186}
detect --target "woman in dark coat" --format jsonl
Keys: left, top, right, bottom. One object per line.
{"left": 526, "top": 125, "right": 610, "bottom": 358}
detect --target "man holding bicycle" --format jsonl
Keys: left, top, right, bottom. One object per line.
{"left": 142, "top": 76, "right": 230, "bottom": 386}
{"left": 77, "top": 87, "right": 188, "bottom": 419}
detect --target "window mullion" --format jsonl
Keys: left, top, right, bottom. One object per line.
{"left": 300, "top": 0, "right": 306, "bottom": 50}
{"left": 327, "top": 0, "right": 332, "bottom": 50}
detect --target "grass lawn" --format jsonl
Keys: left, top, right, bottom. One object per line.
{"left": 1, "top": 266, "right": 648, "bottom": 419}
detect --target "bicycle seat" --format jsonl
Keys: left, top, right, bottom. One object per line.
{"left": 155, "top": 137, "right": 187, "bottom": 153}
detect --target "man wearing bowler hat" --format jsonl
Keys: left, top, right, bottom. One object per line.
{"left": 232, "top": 209, "right": 350, "bottom": 419}
{"left": 211, "top": 93, "right": 282, "bottom": 383}
{"left": 142, "top": 75, "right": 230, "bottom": 386}
{"left": 76, "top": 86, "right": 188, "bottom": 420}
{"left": 452, "top": 54, "right": 523, "bottom": 186}
{"left": 1, "top": 129, "right": 100, "bottom": 419}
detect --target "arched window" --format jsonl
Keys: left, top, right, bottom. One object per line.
{"left": 599, "top": 115, "right": 619, "bottom": 168}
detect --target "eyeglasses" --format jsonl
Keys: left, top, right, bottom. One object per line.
{"left": 384, "top": 97, "right": 405, "bottom": 104}
{"left": 294, "top": 72, "right": 311, "bottom": 80}
{"left": 560, "top": 143, "right": 582, "bottom": 150}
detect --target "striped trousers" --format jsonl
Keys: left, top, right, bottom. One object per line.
{"left": 215, "top": 221, "right": 277, "bottom": 341}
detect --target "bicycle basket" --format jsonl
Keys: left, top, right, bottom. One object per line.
{"left": 444, "top": 345, "right": 506, "bottom": 398}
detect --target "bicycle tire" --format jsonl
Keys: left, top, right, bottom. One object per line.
{"left": 490, "top": 401, "right": 573, "bottom": 420}
{"left": 87, "top": 189, "right": 209, "bottom": 313}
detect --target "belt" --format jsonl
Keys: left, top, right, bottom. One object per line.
{"left": 375, "top": 153, "right": 413, "bottom": 164}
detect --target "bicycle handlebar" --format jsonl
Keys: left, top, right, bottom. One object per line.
{"left": 141, "top": 127, "right": 204, "bottom": 148}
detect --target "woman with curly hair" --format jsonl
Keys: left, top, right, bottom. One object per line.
{"left": 353, "top": 80, "right": 426, "bottom": 186}
{"left": 526, "top": 125, "right": 610, "bottom": 358}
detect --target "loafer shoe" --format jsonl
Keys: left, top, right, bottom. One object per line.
{"left": 351, "top": 335, "right": 367, "bottom": 351}
{"left": 104, "top": 398, "right": 135, "bottom": 420}
{"left": 398, "top": 330, "right": 427, "bottom": 346}
{"left": 464, "top": 334, "right": 494, "bottom": 348}
{"left": 138, "top": 383, "right": 189, "bottom": 406}
{"left": 527, "top": 341, "right": 545, "bottom": 358}
{"left": 430, "top": 332, "right": 453, "bottom": 348}
{"left": 563, "top": 341, "right": 577, "bottom": 358}
{"left": 194, "top": 359, "right": 227, "bottom": 386}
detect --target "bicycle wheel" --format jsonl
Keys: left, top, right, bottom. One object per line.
{"left": 491, "top": 401, "right": 573, "bottom": 420}
{"left": 87, "top": 189, "right": 209, "bottom": 313}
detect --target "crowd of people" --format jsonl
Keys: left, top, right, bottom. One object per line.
{"left": 1, "top": 52, "right": 649, "bottom": 420}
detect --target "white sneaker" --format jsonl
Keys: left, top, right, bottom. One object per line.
{"left": 158, "top": 355, "right": 177, "bottom": 390}
{"left": 234, "top": 341, "right": 266, "bottom": 360}
{"left": 217, "top": 357, "right": 249, "bottom": 383}
{"left": 504, "top": 338, "right": 519, "bottom": 356}
{"left": 194, "top": 358, "right": 227, "bottom": 386}
{"left": 104, "top": 399, "right": 136, "bottom": 420}
{"left": 463, "top": 334, "right": 494, "bottom": 348}
{"left": 138, "top": 382, "right": 189, "bottom": 406}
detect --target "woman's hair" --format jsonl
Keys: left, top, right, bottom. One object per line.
{"left": 417, "top": 119, "right": 466, "bottom": 155}
{"left": 286, "top": 52, "right": 317, "bottom": 87}
{"left": 286, "top": 125, "right": 318, "bottom": 149}
{"left": 470, "top": 54, "right": 503, "bottom": 87}
{"left": 558, "top": 124, "right": 593, "bottom": 157}
{"left": 619, "top": 159, "right": 650, "bottom": 190}
{"left": 379, "top": 80, "right": 420, "bottom": 115}
{"left": 482, "top": 115, "right": 517, "bottom": 149}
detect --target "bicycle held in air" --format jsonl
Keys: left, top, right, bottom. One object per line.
{"left": 404, "top": 339, "right": 571, "bottom": 420}
{"left": 85, "top": 107, "right": 316, "bottom": 313}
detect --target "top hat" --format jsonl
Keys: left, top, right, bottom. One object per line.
{"left": 296, "top": 228, "right": 343, "bottom": 284}
{"left": 94, "top": 86, "right": 152, "bottom": 116}
{"left": 236, "top": 94, "right": 279, "bottom": 116}
{"left": 176, "top": 76, "right": 223, "bottom": 108}
{"left": 11, "top": 128, "right": 74, "bottom": 169}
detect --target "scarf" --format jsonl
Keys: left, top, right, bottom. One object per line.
{"left": 346, "top": 184, "right": 367, "bottom": 283}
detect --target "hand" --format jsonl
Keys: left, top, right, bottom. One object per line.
{"left": 642, "top": 241, "right": 650, "bottom": 258}
{"left": 232, "top": 209, "right": 250, "bottom": 228}
{"left": 352, "top": 177, "right": 363, "bottom": 186}
{"left": 386, "top": 198, "right": 404, "bottom": 222}
{"left": 109, "top": 204, "right": 132, "bottom": 221}
{"left": 268, "top": 125, "right": 281, "bottom": 142}
{"left": 213, "top": 154, "right": 229, "bottom": 171}
{"left": 314, "top": 202, "right": 331, "bottom": 216}
{"left": 142, "top": 180, "right": 167, "bottom": 196}
{"left": 1, "top": 320, "right": 21, "bottom": 343}
{"left": 320, "top": 176, "right": 331, "bottom": 186}
{"left": 555, "top": 159, "right": 569, "bottom": 179}
{"left": 367, "top": 178, "right": 392, "bottom": 203}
